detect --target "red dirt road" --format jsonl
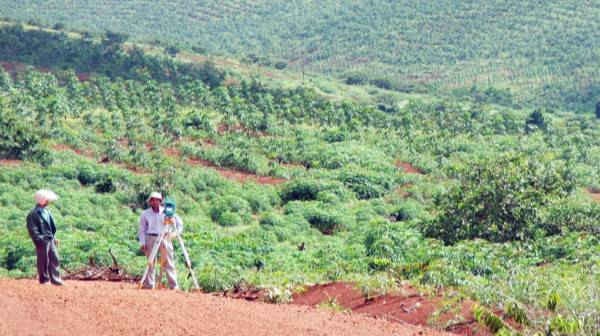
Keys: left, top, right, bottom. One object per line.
{"left": 0, "top": 280, "right": 449, "bottom": 336}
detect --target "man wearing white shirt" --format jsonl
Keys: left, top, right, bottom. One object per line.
{"left": 138, "top": 192, "right": 183, "bottom": 289}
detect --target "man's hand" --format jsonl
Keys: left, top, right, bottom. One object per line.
{"left": 54, "top": 239, "right": 60, "bottom": 247}
{"left": 140, "top": 244, "right": 146, "bottom": 252}
{"left": 167, "top": 232, "right": 178, "bottom": 241}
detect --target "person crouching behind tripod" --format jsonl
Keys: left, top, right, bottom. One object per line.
{"left": 138, "top": 192, "right": 183, "bottom": 289}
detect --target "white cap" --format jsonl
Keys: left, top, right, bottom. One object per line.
{"left": 34, "top": 189, "right": 59, "bottom": 205}
{"left": 147, "top": 191, "right": 163, "bottom": 202}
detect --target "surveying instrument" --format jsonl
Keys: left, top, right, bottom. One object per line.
{"left": 139, "top": 198, "right": 200, "bottom": 290}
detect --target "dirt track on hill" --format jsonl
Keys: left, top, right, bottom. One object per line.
{"left": 0, "top": 280, "right": 449, "bottom": 336}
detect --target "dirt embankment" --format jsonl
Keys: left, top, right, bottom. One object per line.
{"left": 396, "top": 161, "right": 423, "bottom": 175}
{"left": 293, "top": 282, "right": 494, "bottom": 336}
{"left": 587, "top": 188, "right": 600, "bottom": 202}
{"left": 0, "top": 279, "right": 448, "bottom": 336}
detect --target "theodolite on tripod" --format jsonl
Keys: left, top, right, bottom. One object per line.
{"left": 139, "top": 197, "right": 199, "bottom": 290}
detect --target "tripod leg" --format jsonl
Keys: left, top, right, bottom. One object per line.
{"left": 139, "top": 233, "right": 165, "bottom": 289}
{"left": 177, "top": 235, "right": 200, "bottom": 290}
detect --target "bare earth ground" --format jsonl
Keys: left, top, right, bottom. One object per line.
{"left": 0, "top": 279, "right": 450, "bottom": 336}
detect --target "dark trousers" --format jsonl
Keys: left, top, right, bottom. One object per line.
{"left": 34, "top": 239, "right": 61, "bottom": 284}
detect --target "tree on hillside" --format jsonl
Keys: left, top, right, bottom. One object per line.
{"left": 0, "top": 103, "right": 42, "bottom": 160}
{"left": 525, "top": 108, "right": 547, "bottom": 133}
{"left": 596, "top": 101, "right": 600, "bottom": 119}
{"left": 425, "top": 154, "right": 575, "bottom": 244}
{"left": 165, "top": 46, "right": 180, "bottom": 57}
{"left": 103, "top": 30, "right": 128, "bottom": 48}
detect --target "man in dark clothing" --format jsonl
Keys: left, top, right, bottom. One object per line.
{"left": 26, "top": 189, "right": 63, "bottom": 285}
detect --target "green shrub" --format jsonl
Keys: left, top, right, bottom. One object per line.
{"left": 473, "top": 305, "right": 506, "bottom": 333}
{"left": 210, "top": 195, "right": 252, "bottom": 226}
{"left": 540, "top": 199, "right": 600, "bottom": 235}
{"left": 505, "top": 302, "right": 529, "bottom": 326}
{"left": 389, "top": 200, "right": 424, "bottom": 222}
{"left": 340, "top": 169, "right": 394, "bottom": 200}
{"left": 0, "top": 108, "right": 43, "bottom": 160}
{"left": 549, "top": 315, "right": 580, "bottom": 335}
{"left": 425, "top": 154, "right": 576, "bottom": 244}
{"left": 77, "top": 165, "right": 100, "bottom": 186}
{"left": 547, "top": 291, "right": 560, "bottom": 312}
{"left": 217, "top": 211, "right": 243, "bottom": 227}
{"left": 95, "top": 177, "right": 116, "bottom": 193}
{"left": 368, "top": 257, "right": 392, "bottom": 271}
{"left": 274, "top": 61, "right": 287, "bottom": 70}
{"left": 284, "top": 201, "right": 346, "bottom": 234}
{"left": 305, "top": 209, "right": 342, "bottom": 235}
{"left": 243, "top": 185, "right": 280, "bottom": 212}
{"left": 364, "top": 218, "right": 428, "bottom": 264}
{"left": 259, "top": 211, "right": 284, "bottom": 227}
{"left": 280, "top": 179, "right": 350, "bottom": 203}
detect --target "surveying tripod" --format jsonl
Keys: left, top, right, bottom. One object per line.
{"left": 139, "top": 216, "right": 199, "bottom": 290}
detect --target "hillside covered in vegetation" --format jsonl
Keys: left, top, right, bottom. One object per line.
{"left": 1, "top": 0, "right": 599, "bottom": 111}
{"left": 0, "top": 24, "right": 598, "bottom": 335}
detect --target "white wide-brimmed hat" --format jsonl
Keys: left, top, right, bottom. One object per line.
{"left": 34, "top": 189, "right": 59, "bottom": 205}
{"left": 147, "top": 191, "right": 163, "bottom": 202}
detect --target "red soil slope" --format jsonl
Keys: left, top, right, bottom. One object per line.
{"left": 293, "top": 282, "right": 493, "bottom": 336}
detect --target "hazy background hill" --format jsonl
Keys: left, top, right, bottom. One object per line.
{"left": 1, "top": 0, "right": 599, "bottom": 110}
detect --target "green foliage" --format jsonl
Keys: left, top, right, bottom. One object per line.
{"left": 339, "top": 168, "right": 394, "bottom": 200}
{"left": 210, "top": 195, "right": 252, "bottom": 226}
{"left": 525, "top": 109, "right": 548, "bottom": 133}
{"left": 426, "top": 154, "right": 577, "bottom": 244}
{"left": 364, "top": 219, "right": 430, "bottom": 268}
{"left": 505, "top": 302, "right": 529, "bottom": 326}
{"left": 77, "top": 165, "right": 100, "bottom": 185}
{"left": 284, "top": 201, "right": 347, "bottom": 235}
{"left": 389, "top": 200, "right": 425, "bottom": 222}
{"left": 546, "top": 291, "right": 560, "bottom": 312}
{"left": 0, "top": 104, "right": 42, "bottom": 160}
{"left": 2, "top": 1, "right": 598, "bottom": 109}
{"left": 0, "top": 19, "right": 597, "bottom": 335}
{"left": 280, "top": 179, "right": 350, "bottom": 203}
{"left": 259, "top": 211, "right": 284, "bottom": 227}
{"left": 474, "top": 305, "right": 506, "bottom": 333}
{"left": 94, "top": 177, "right": 116, "bottom": 193}
{"left": 0, "top": 24, "right": 225, "bottom": 87}
{"left": 548, "top": 315, "right": 580, "bottom": 335}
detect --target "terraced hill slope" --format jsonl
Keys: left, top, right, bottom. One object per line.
{"left": 1, "top": 0, "right": 599, "bottom": 109}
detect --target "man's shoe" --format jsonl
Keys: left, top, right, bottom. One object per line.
{"left": 51, "top": 280, "right": 64, "bottom": 286}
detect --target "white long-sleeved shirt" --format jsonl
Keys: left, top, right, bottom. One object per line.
{"left": 138, "top": 207, "right": 183, "bottom": 245}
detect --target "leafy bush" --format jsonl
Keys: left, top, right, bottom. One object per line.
{"left": 525, "top": 108, "right": 547, "bottom": 133}
{"left": 274, "top": 61, "right": 287, "bottom": 70}
{"left": 280, "top": 179, "right": 350, "bottom": 203}
{"left": 340, "top": 169, "right": 394, "bottom": 199}
{"left": 304, "top": 209, "right": 342, "bottom": 235}
{"left": 425, "top": 154, "right": 576, "bottom": 244}
{"left": 389, "top": 199, "right": 425, "bottom": 222}
{"left": 345, "top": 74, "right": 367, "bottom": 86}
{"left": 284, "top": 201, "right": 346, "bottom": 234}
{"left": 259, "top": 211, "right": 284, "bottom": 227}
{"left": 216, "top": 211, "right": 243, "bottom": 227}
{"left": 0, "top": 108, "right": 42, "bottom": 160}
{"left": 95, "top": 177, "right": 116, "bottom": 193}
{"left": 364, "top": 218, "right": 429, "bottom": 270}
{"left": 473, "top": 305, "right": 507, "bottom": 333}
{"left": 209, "top": 195, "right": 252, "bottom": 226}
{"left": 77, "top": 165, "right": 101, "bottom": 186}
{"left": 540, "top": 199, "right": 600, "bottom": 235}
